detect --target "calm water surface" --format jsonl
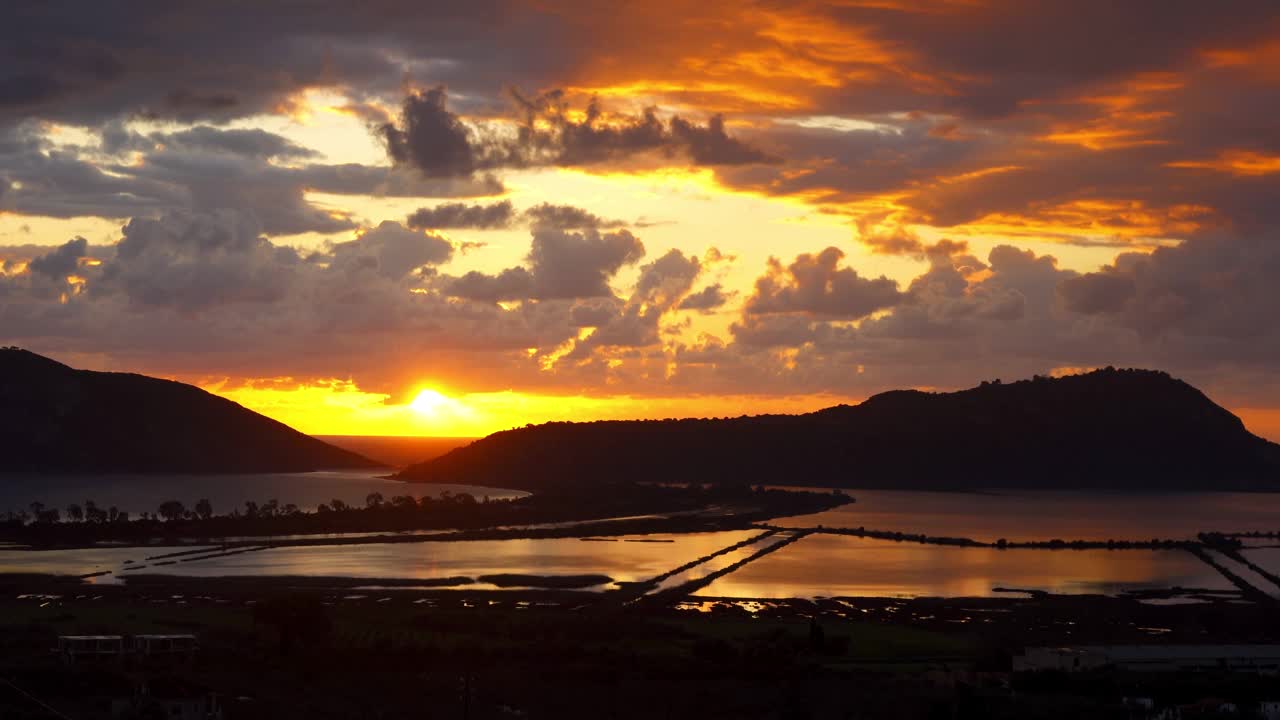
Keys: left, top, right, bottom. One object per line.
{"left": 0, "top": 532, "right": 757, "bottom": 586}
{"left": 0, "top": 470, "right": 525, "bottom": 516}
{"left": 779, "top": 489, "right": 1280, "bottom": 542}
{"left": 695, "top": 534, "right": 1235, "bottom": 598}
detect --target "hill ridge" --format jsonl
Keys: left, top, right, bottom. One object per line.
{"left": 398, "top": 367, "right": 1280, "bottom": 492}
{"left": 0, "top": 348, "right": 379, "bottom": 474}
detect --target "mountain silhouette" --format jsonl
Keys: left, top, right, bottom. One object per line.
{"left": 398, "top": 368, "right": 1280, "bottom": 491}
{"left": 0, "top": 348, "right": 378, "bottom": 473}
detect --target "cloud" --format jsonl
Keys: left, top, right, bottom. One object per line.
{"left": 565, "top": 249, "right": 703, "bottom": 357}
{"left": 381, "top": 86, "right": 776, "bottom": 178}
{"left": 328, "top": 221, "right": 453, "bottom": 280}
{"left": 522, "top": 202, "right": 626, "bottom": 230}
{"left": 449, "top": 226, "right": 645, "bottom": 302}
{"left": 406, "top": 200, "right": 517, "bottom": 230}
{"left": 0, "top": 124, "right": 504, "bottom": 234}
{"left": 744, "top": 247, "right": 903, "bottom": 319}
{"left": 28, "top": 237, "right": 87, "bottom": 278}
{"left": 1058, "top": 268, "right": 1137, "bottom": 315}
{"left": 1059, "top": 234, "right": 1280, "bottom": 343}
{"left": 446, "top": 267, "right": 535, "bottom": 303}
{"left": 100, "top": 211, "right": 295, "bottom": 311}
{"left": 678, "top": 283, "right": 732, "bottom": 312}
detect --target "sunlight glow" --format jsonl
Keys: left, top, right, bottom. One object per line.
{"left": 410, "top": 388, "right": 452, "bottom": 416}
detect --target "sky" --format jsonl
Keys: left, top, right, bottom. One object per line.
{"left": 2, "top": 1, "right": 1280, "bottom": 439}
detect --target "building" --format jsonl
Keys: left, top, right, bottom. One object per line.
{"left": 55, "top": 635, "right": 127, "bottom": 664}
{"left": 55, "top": 634, "right": 198, "bottom": 665}
{"left": 1014, "top": 645, "right": 1280, "bottom": 674}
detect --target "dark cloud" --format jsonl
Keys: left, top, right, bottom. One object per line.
{"left": 406, "top": 200, "right": 516, "bottom": 230}
{"left": 28, "top": 237, "right": 87, "bottom": 278}
{"left": 328, "top": 221, "right": 453, "bottom": 279}
{"left": 1058, "top": 269, "right": 1137, "bottom": 315}
{"left": 101, "top": 211, "right": 294, "bottom": 311}
{"left": 1060, "top": 234, "right": 1280, "bottom": 343}
{"left": 0, "top": 3, "right": 530, "bottom": 129}
{"left": 153, "top": 126, "right": 319, "bottom": 160}
{"left": 381, "top": 87, "right": 494, "bottom": 179}
{"left": 0, "top": 124, "right": 504, "bottom": 234}
{"left": 446, "top": 267, "right": 535, "bottom": 303}
{"left": 522, "top": 202, "right": 626, "bottom": 230}
{"left": 445, "top": 226, "right": 646, "bottom": 303}
{"left": 566, "top": 249, "right": 703, "bottom": 356}
{"left": 381, "top": 87, "right": 776, "bottom": 178}
{"left": 744, "top": 247, "right": 903, "bottom": 319}
{"left": 678, "top": 283, "right": 732, "bottom": 312}
{"left": 525, "top": 227, "right": 645, "bottom": 299}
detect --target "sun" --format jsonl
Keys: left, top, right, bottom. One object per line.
{"left": 409, "top": 388, "right": 450, "bottom": 416}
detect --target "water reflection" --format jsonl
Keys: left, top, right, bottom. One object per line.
{"left": 778, "top": 490, "right": 1280, "bottom": 542}
{"left": 0, "top": 546, "right": 211, "bottom": 576}
{"left": 694, "top": 534, "right": 1234, "bottom": 598}
{"left": 0, "top": 532, "right": 757, "bottom": 586}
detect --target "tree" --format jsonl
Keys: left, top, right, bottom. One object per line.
{"left": 157, "top": 500, "right": 186, "bottom": 522}
{"left": 85, "top": 501, "right": 107, "bottom": 523}
{"left": 65, "top": 503, "right": 84, "bottom": 522}
{"left": 329, "top": 499, "right": 348, "bottom": 512}
{"left": 195, "top": 498, "right": 213, "bottom": 520}
{"left": 365, "top": 492, "right": 384, "bottom": 509}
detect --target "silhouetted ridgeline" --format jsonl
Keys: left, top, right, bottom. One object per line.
{"left": 399, "top": 368, "right": 1280, "bottom": 492}
{"left": 0, "top": 348, "right": 377, "bottom": 473}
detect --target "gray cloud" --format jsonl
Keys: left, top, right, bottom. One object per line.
{"left": 0, "top": 124, "right": 504, "bottom": 234}
{"left": 449, "top": 226, "right": 646, "bottom": 302}
{"left": 101, "top": 211, "right": 295, "bottom": 311}
{"left": 406, "top": 200, "right": 516, "bottom": 230}
{"left": 744, "top": 247, "right": 904, "bottom": 319}
{"left": 28, "top": 236, "right": 87, "bottom": 278}
{"left": 328, "top": 221, "right": 453, "bottom": 280}
{"left": 522, "top": 202, "right": 626, "bottom": 230}
{"left": 382, "top": 87, "right": 777, "bottom": 178}
{"left": 678, "top": 283, "right": 732, "bottom": 312}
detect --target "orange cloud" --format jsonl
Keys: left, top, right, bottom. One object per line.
{"left": 1167, "top": 150, "right": 1280, "bottom": 177}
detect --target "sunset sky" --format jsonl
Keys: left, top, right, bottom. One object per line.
{"left": 3, "top": 1, "right": 1280, "bottom": 439}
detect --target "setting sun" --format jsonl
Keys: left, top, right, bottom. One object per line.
{"left": 409, "top": 388, "right": 452, "bottom": 416}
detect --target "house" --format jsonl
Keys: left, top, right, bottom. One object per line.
{"left": 55, "top": 634, "right": 199, "bottom": 665}
{"left": 55, "top": 635, "right": 127, "bottom": 664}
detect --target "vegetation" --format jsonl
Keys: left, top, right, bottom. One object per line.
{"left": 398, "top": 367, "right": 1280, "bottom": 492}
{"left": 0, "top": 483, "right": 852, "bottom": 548}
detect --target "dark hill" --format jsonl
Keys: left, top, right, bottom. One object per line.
{"left": 398, "top": 368, "right": 1280, "bottom": 492}
{"left": 0, "top": 348, "right": 379, "bottom": 473}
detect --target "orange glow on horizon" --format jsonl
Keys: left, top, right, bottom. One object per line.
{"left": 201, "top": 377, "right": 861, "bottom": 438}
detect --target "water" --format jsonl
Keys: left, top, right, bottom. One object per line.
{"left": 0, "top": 532, "right": 757, "bottom": 586}
{"left": 777, "top": 489, "right": 1280, "bottom": 542}
{"left": 3, "top": 485, "right": 1278, "bottom": 598}
{"left": 648, "top": 532, "right": 793, "bottom": 593}
{"left": 694, "top": 534, "right": 1236, "bottom": 599}
{"left": 0, "top": 546, "right": 212, "bottom": 576}
{"left": 0, "top": 470, "right": 525, "bottom": 516}
{"left": 1242, "top": 547, "right": 1280, "bottom": 579}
